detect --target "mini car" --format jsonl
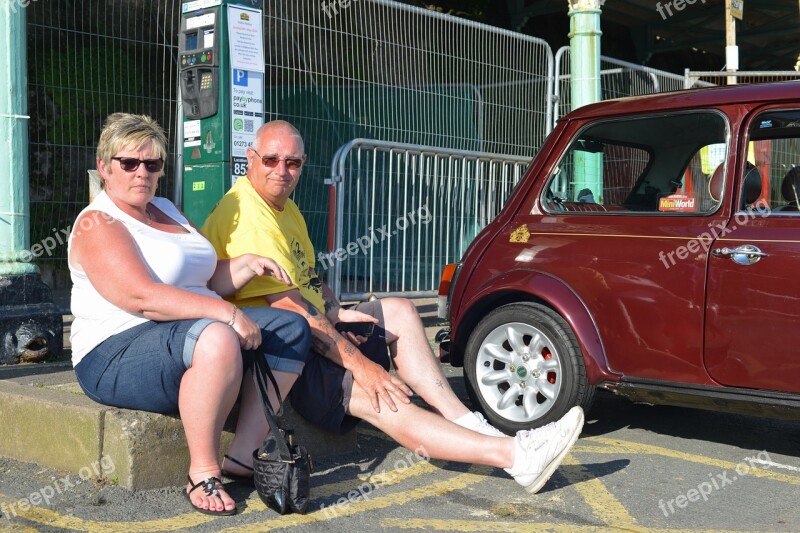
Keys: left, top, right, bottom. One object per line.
{"left": 437, "top": 82, "right": 800, "bottom": 434}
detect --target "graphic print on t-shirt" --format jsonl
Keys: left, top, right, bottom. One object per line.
{"left": 291, "top": 237, "right": 322, "bottom": 300}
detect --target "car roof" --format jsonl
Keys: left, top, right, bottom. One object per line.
{"left": 562, "top": 81, "right": 800, "bottom": 122}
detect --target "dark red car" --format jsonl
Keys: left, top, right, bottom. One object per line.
{"left": 437, "top": 82, "right": 800, "bottom": 434}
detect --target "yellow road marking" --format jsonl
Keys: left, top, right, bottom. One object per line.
{"left": 0, "top": 496, "right": 216, "bottom": 532}
{"left": 0, "top": 459, "right": 450, "bottom": 532}
{"left": 0, "top": 522, "right": 40, "bottom": 533}
{"left": 238, "top": 457, "right": 440, "bottom": 515}
{"left": 559, "top": 454, "right": 637, "bottom": 527}
{"left": 381, "top": 519, "right": 766, "bottom": 533}
{"left": 583, "top": 437, "right": 800, "bottom": 485}
{"left": 4, "top": 434, "right": 798, "bottom": 531}
{"left": 218, "top": 465, "right": 493, "bottom": 532}
{"left": 383, "top": 518, "right": 594, "bottom": 532}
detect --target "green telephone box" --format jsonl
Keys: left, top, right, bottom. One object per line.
{"left": 179, "top": 0, "right": 264, "bottom": 226}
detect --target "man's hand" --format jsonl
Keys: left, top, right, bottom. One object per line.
{"left": 351, "top": 356, "right": 413, "bottom": 413}
{"left": 332, "top": 308, "right": 379, "bottom": 345}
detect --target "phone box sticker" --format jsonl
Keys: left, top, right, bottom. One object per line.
{"left": 184, "top": 120, "right": 201, "bottom": 147}
{"left": 659, "top": 194, "right": 696, "bottom": 212}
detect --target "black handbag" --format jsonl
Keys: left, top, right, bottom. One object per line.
{"left": 250, "top": 351, "right": 312, "bottom": 515}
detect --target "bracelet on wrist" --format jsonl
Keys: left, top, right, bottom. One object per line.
{"left": 227, "top": 305, "right": 238, "bottom": 327}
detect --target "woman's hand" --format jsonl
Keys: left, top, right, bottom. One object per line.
{"left": 209, "top": 254, "right": 293, "bottom": 297}
{"left": 246, "top": 256, "right": 292, "bottom": 285}
{"left": 230, "top": 307, "right": 262, "bottom": 350}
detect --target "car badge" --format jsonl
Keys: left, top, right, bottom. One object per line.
{"left": 509, "top": 225, "right": 530, "bottom": 243}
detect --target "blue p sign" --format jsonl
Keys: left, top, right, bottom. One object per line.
{"left": 233, "top": 69, "right": 248, "bottom": 87}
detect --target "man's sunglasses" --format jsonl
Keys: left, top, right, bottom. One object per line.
{"left": 249, "top": 147, "right": 305, "bottom": 171}
{"left": 111, "top": 157, "right": 164, "bottom": 173}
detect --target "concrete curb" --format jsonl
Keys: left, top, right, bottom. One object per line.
{"left": 0, "top": 298, "right": 444, "bottom": 491}
{"left": 0, "top": 364, "right": 355, "bottom": 491}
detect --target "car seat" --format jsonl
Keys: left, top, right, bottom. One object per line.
{"left": 778, "top": 166, "right": 800, "bottom": 211}
{"left": 741, "top": 164, "right": 763, "bottom": 209}
{"left": 708, "top": 164, "right": 724, "bottom": 203}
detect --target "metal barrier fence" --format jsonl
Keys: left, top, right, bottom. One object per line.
{"left": 327, "top": 139, "right": 531, "bottom": 301}
{"left": 264, "top": 0, "right": 554, "bottom": 257}
{"left": 21, "top": 0, "right": 731, "bottom": 303}
{"left": 552, "top": 46, "right": 707, "bottom": 129}
{"left": 26, "top": 0, "right": 181, "bottom": 289}
{"left": 684, "top": 70, "right": 800, "bottom": 87}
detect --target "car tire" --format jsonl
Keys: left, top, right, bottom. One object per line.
{"left": 463, "top": 302, "right": 595, "bottom": 434}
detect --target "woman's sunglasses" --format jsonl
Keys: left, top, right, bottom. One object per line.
{"left": 111, "top": 157, "right": 164, "bottom": 173}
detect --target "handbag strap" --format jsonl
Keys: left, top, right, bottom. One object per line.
{"left": 251, "top": 351, "right": 294, "bottom": 462}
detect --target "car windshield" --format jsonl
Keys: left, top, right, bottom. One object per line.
{"left": 544, "top": 112, "right": 728, "bottom": 214}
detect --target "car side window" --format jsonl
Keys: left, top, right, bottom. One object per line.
{"left": 543, "top": 112, "right": 728, "bottom": 214}
{"left": 745, "top": 109, "right": 800, "bottom": 214}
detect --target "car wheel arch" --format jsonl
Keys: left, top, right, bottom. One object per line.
{"left": 450, "top": 269, "right": 619, "bottom": 385}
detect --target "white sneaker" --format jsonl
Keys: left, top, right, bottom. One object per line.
{"left": 504, "top": 406, "right": 584, "bottom": 494}
{"left": 454, "top": 411, "right": 507, "bottom": 437}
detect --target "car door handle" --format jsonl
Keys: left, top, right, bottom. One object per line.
{"left": 711, "top": 244, "right": 768, "bottom": 265}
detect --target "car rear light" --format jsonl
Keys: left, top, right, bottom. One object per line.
{"left": 437, "top": 263, "right": 459, "bottom": 319}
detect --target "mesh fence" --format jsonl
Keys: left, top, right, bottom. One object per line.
{"left": 553, "top": 46, "right": 697, "bottom": 128}
{"left": 685, "top": 71, "right": 800, "bottom": 87}
{"left": 26, "top": 0, "right": 180, "bottom": 287}
{"left": 23, "top": 1, "right": 785, "bottom": 299}
{"left": 263, "top": 0, "right": 553, "bottom": 258}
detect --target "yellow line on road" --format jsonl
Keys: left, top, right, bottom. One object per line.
{"left": 0, "top": 459, "right": 449, "bottom": 532}
{"left": 381, "top": 519, "right": 766, "bottom": 533}
{"left": 382, "top": 518, "right": 597, "bottom": 532}
{"left": 0, "top": 492, "right": 216, "bottom": 532}
{"left": 559, "top": 454, "right": 638, "bottom": 528}
{"left": 0, "top": 521, "right": 40, "bottom": 533}
{"left": 238, "top": 456, "right": 441, "bottom": 516}
{"left": 218, "top": 465, "right": 493, "bottom": 532}
{"left": 4, "top": 434, "right": 798, "bottom": 532}
{"left": 583, "top": 437, "right": 800, "bottom": 485}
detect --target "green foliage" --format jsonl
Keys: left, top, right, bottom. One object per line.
{"left": 37, "top": 44, "right": 138, "bottom": 147}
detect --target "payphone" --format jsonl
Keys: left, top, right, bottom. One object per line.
{"left": 179, "top": 10, "right": 220, "bottom": 119}
{"left": 178, "top": 0, "right": 264, "bottom": 226}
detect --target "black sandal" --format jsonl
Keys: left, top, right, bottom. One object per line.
{"left": 222, "top": 454, "right": 255, "bottom": 484}
{"left": 185, "top": 476, "right": 237, "bottom": 516}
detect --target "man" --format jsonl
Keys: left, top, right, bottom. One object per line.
{"left": 202, "top": 120, "right": 584, "bottom": 494}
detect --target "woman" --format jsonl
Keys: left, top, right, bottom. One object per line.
{"left": 68, "top": 113, "right": 310, "bottom": 516}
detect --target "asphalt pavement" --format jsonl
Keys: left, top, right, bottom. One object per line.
{"left": 3, "top": 365, "right": 800, "bottom": 532}
{"left": 3, "top": 298, "right": 800, "bottom": 531}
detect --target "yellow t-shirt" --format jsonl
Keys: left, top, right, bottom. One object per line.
{"left": 201, "top": 177, "right": 325, "bottom": 312}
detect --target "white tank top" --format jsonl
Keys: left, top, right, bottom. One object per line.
{"left": 68, "top": 191, "right": 221, "bottom": 366}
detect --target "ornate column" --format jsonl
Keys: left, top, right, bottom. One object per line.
{"left": 0, "top": 2, "right": 62, "bottom": 364}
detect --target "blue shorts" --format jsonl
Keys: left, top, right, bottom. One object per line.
{"left": 289, "top": 300, "right": 391, "bottom": 434}
{"left": 74, "top": 307, "right": 310, "bottom": 414}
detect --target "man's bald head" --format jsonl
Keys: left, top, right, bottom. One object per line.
{"left": 253, "top": 120, "right": 305, "bottom": 154}
{"left": 246, "top": 120, "right": 307, "bottom": 211}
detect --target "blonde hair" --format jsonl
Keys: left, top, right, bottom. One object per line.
{"left": 96, "top": 113, "right": 168, "bottom": 172}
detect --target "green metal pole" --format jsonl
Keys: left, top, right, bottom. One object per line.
{"left": 0, "top": 3, "right": 61, "bottom": 365}
{"left": 0, "top": 1, "right": 36, "bottom": 275}
{"left": 568, "top": 0, "right": 603, "bottom": 202}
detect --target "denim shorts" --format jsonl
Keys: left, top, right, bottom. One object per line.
{"left": 289, "top": 300, "right": 390, "bottom": 434}
{"left": 74, "top": 307, "right": 310, "bottom": 414}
